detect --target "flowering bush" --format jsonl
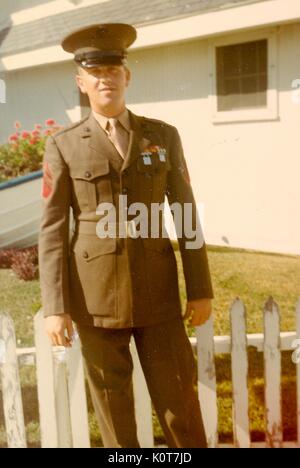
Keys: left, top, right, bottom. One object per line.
{"left": 0, "top": 248, "right": 16, "bottom": 268}
{"left": 0, "top": 245, "right": 39, "bottom": 281}
{"left": 0, "top": 119, "right": 63, "bottom": 182}
{"left": 11, "top": 246, "right": 39, "bottom": 281}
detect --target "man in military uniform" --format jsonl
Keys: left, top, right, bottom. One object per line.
{"left": 39, "top": 23, "right": 214, "bottom": 448}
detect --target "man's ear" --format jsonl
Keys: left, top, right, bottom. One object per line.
{"left": 125, "top": 67, "right": 131, "bottom": 88}
{"left": 75, "top": 74, "right": 87, "bottom": 94}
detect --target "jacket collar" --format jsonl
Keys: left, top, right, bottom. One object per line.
{"left": 79, "top": 111, "right": 152, "bottom": 173}
{"left": 92, "top": 108, "right": 131, "bottom": 134}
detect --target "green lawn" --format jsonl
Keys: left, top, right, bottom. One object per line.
{"left": 0, "top": 244, "right": 299, "bottom": 447}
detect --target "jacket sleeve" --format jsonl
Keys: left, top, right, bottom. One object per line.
{"left": 167, "top": 126, "right": 214, "bottom": 301}
{"left": 38, "top": 135, "right": 71, "bottom": 317}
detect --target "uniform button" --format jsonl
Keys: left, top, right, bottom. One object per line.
{"left": 84, "top": 171, "right": 92, "bottom": 179}
{"left": 82, "top": 251, "right": 89, "bottom": 259}
{"left": 122, "top": 187, "right": 128, "bottom": 194}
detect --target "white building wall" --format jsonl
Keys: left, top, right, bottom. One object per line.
{"left": 0, "top": 61, "right": 80, "bottom": 140}
{"left": 126, "top": 23, "right": 300, "bottom": 255}
{"left": 0, "top": 0, "right": 45, "bottom": 23}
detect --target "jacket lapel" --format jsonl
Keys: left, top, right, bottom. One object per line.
{"left": 80, "top": 113, "right": 124, "bottom": 172}
{"left": 121, "top": 111, "right": 152, "bottom": 173}
{"left": 79, "top": 111, "right": 154, "bottom": 174}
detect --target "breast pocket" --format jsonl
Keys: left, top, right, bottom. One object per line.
{"left": 136, "top": 156, "right": 155, "bottom": 205}
{"left": 70, "top": 160, "right": 113, "bottom": 211}
{"left": 152, "top": 152, "right": 172, "bottom": 203}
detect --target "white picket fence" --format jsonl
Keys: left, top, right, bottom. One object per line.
{"left": 0, "top": 297, "right": 300, "bottom": 448}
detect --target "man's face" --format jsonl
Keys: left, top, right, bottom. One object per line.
{"left": 76, "top": 64, "right": 131, "bottom": 113}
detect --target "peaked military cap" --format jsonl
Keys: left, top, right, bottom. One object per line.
{"left": 61, "top": 23, "right": 137, "bottom": 68}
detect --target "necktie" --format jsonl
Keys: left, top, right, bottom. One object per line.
{"left": 106, "top": 118, "right": 129, "bottom": 160}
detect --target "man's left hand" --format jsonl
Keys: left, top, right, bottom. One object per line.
{"left": 183, "top": 298, "right": 212, "bottom": 327}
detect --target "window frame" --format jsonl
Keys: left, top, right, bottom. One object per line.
{"left": 209, "top": 28, "right": 279, "bottom": 124}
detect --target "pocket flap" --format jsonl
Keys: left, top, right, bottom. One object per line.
{"left": 70, "top": 160, "right": 110, "bottom": 181}
{"left": 155, "top": 152, "right": 172, "bottom": 172}
{"left": 137, "top": 153, "right": 171, "bottom": 174}
{"left": 136, "top": 156, "right": 156, "bottom": 174}
{"left": 72, "top": 236, "right": 116, "bottom": 261}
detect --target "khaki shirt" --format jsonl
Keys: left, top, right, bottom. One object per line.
{"left": 92, "top": 108, "right": 131, "bottom": 134}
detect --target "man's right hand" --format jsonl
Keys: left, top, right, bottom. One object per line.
{"left": 45, "top": 314, "right": 75, "bottom": 348}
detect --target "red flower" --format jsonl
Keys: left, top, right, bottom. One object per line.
{"left": 46, "top": 119, "right": 56, "bottom": 127}
{"left": 44, "top": 129, "right": 52, "bottom": 136}
{"left": 9, "top": 134, "right": 19, "bottom": 142}
{"left": 29, "top": 139, "right": 36, "bottom": 145}
{"left": 34, "top": 124, "right": 42, "bottom": 130}
{"left": 31, "top": 130, "right": 40, "bottom": 137}
{"left": 21, "top": 131, "right": 30, "bottom": 139}
{"left": 14, "top": 121, "right": 21, "bottom": 130}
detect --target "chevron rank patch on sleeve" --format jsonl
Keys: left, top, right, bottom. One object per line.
{"left": 42, "top": 161, "right": 53, "bottom": 199}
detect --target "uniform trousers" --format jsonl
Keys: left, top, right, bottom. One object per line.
{"left": 77, "top": 316, "right": 207, "bottom": 448}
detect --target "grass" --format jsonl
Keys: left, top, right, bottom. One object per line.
{"left": 0, "top": 269, "right": 40, "bottom": 347}
{"left": 0, "top": 244, "right": 299, "bottom": 447}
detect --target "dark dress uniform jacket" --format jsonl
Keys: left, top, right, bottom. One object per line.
{"left": 38, "top": 111, "right": 214, "bottom": 328}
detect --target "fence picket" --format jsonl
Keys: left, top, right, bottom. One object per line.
{"left": 131, "top": 337, "right": 154, "bottom": 448}
{"left": 53, "top": 351, "right": 73, "bottom": 448}
{"left": 196, "top": 317, "right": 218, "bottom": 448}
{"left": 66, "top": 336, "right": 91, "bottom": 448}
{"left": 0, "top": 312, "right": 26, "bottom": 448}
{"left": 230, "top": 298, "right": 250, "bottom": 448}
{"left": 34, "top": 310, "right": 58, "bottom": 448}
{"left": 264, "top": 298, "right": 282, "bottom": 448}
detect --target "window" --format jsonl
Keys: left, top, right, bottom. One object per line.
{"left": 209, "top": 29, "right": 278, "bottom": 123}
{"left": 216, "top": 39, "right": 267, "bottom": 111}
